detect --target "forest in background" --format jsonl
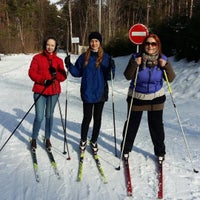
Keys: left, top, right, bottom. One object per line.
{"left": 1, "top": 0, "right": 200, "bottom": 61}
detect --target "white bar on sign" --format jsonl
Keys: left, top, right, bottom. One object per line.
{"left": 132, "top": 32, "right": 146, "bottom": 36}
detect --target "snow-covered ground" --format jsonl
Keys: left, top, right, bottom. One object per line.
{"left": 0, "top": 53, "right": 199, "bottom": 200}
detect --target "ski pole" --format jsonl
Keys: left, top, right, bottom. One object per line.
{"left": 0, "top": 86, "right": 47, "bottom": 152}
{"left": 63, "top": 89, "right": 68, "bottom": 154}
{"left": 63, "top": 51, "right": 70, "bottom": 155}
{"left": 164, "top": 70, "right": 198, "bottom": 173}
{"left": 53, "top": 81, "right": 71, "bottom": 160}
{"left": 110, "top": 60, "right": 117, "bottom": 157}
{"left": 116, "top": 66, "right": 139, "bottom": 170}
{"left": 57, "top": 97, "right": 71, "bottom": 160}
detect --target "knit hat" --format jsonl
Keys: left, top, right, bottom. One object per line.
{"left": 88, "top": 32, "right": 102, "bottom": 43}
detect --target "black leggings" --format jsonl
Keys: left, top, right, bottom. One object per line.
{"left": 122, "top": 110, "right": 166, "bottom": 157}
{"left": 81, "top": 102, "right": 105, "bottom": 143}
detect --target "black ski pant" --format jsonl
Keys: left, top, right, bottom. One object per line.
{"left": 81, "top": 102, "right": 105, "bottom": 143}
{"left": 122, "top": 110, "right": 166, "bottom": 157}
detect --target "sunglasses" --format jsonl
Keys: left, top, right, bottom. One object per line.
{"left": 145, "top": 42, "right": 157, "bottom": 47}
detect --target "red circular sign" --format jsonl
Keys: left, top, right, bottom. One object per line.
{"left": 129, "top": 24, "right": 149, "bottom": 44}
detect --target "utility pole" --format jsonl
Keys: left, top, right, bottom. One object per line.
{"left": 68, "top": 0, "right": 73, "bottom": 53}
{"left": 99, "top": 0, "right": 101, "bottom": 33}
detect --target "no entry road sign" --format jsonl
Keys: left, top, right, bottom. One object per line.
{"left": 129, "top": 24, "right": 149, "bottom": 45}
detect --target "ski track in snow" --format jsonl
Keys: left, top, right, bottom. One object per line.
{"left": 0, "top": 53, "right": 199, "bottom": 200}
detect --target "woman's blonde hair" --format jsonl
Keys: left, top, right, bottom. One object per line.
{"left": 83, "top": 46, "right": 104, "bottom": 67}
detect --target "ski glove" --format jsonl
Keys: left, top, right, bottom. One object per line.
{"left": 44, "top": 79, "right": 53, "bottom": 87}
{"left": 49, "top": 66, "right": 56, "bottom": 77}
{"left": 64, "top": 55, "right": 71, "bottom": 69}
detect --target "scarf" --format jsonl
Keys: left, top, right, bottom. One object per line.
{"left": 142, "top": 52, "right": 159, "bottom": 69}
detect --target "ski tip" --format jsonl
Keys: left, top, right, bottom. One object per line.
{"left": 66, "top": 157, "right": 71, "bottom": 160}
{"left": 115, "top": 166, "right": 120, "bottom": 171}
{"left": 77, "top": 177, "right": 82, "bottom": 182}
{"left": 193, "top": 169, "right": 199, "bottom": 173}
{"left": 127, "top": 192, "right": 133, "bottom": 196}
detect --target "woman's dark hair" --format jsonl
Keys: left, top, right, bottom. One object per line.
{"left": 42, "top": 36, "right": 58, "bottom": 52}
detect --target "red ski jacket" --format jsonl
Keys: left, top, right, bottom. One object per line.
{"left": 29, "top": 50, "right": 67, "bottom": 95}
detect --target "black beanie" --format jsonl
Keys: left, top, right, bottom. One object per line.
{"left": 88, "top": 32, "right": 102, "bottom": 43}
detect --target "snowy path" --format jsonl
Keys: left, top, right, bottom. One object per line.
{"left": 0, "top": 53, "right": 199, "bottom": 200}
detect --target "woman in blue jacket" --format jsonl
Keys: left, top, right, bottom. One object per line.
{"left": 121, "top": 34, "right": 175, "bottom": 162}
{"left": 65, "top": 32, "right": 115, "bottom": 153}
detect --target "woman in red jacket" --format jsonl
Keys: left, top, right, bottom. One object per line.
{"left": 29, "top": 36, "right": 67, "bottom": 152}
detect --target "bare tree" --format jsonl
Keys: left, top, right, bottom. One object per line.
{"left": 189, "top": 0, "right": 194, "bottom": 18}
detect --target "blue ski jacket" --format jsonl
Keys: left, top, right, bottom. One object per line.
{"left": 69, "top": 51, "right": 115, "bottom": 103}
{"left": 130, "top": 53, "right": 168, "bottom": 94}
{"left": 124, "top": 52, "right": 175, "bottom": 111}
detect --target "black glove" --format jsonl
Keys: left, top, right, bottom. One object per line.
{"left": 49, "top": 66, "right": 56, "bottom": 77}
{"left": 44, "top": 79, "right": 53, "bottom": 87}
{"left": 64, "top": 55, "right": 71, "bottom": 69}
